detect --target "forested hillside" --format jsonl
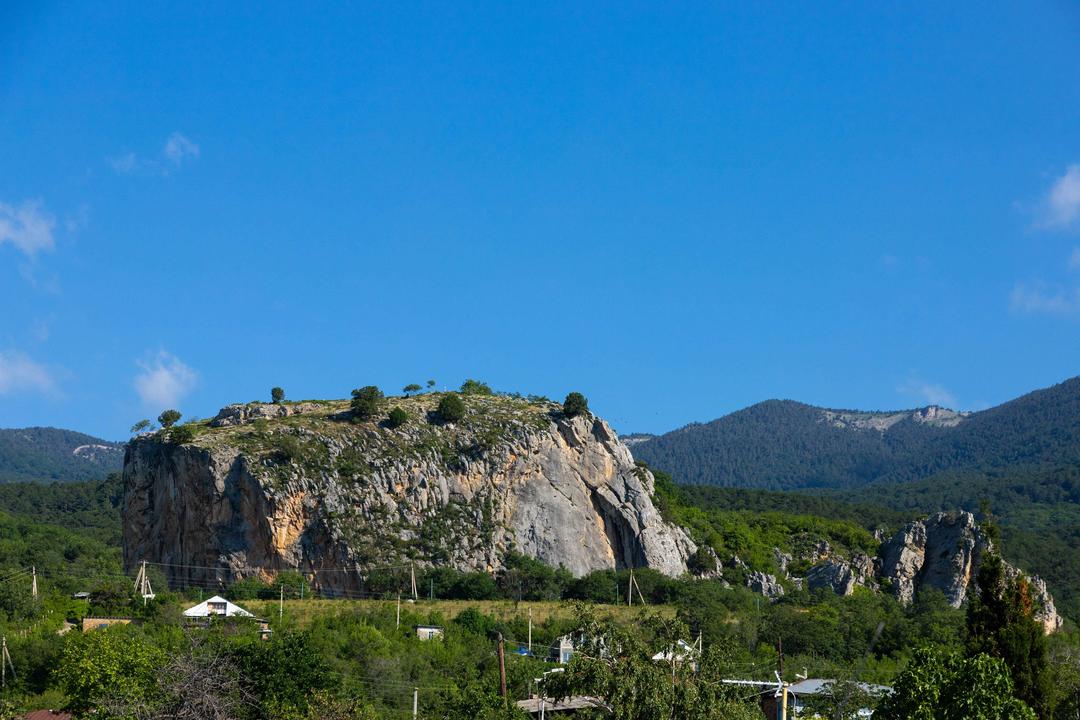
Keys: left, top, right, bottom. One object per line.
{"left": 0, "top": 427, "right": 123, "bottom": 483}
{"left": 631, "top": 377, "right": 1080, "bottom": 623}
{"left": 631, "top": 376, "right": 1080, "bottom": 492}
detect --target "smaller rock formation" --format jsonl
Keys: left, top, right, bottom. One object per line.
{"left": 879, "top": 511, "right": 1062, "bottom": 633}
{"left": 880, "top": 512, "right": 982, "bottom": 607}
{"left": 746, "top": 571, "right": 784, "bottom": 599}
{"left": 805, "top": 554, "right": 878, "bottom": 596}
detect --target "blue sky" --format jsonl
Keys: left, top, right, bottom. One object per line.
{"left": 2, "top": 2, "right": 1080, "bottom": 440}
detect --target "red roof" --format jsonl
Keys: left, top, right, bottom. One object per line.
{"left": 22, "top": 711, "right": 73, "bottom": 720}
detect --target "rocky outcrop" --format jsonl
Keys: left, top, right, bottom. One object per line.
{"left": 879, "top": 511, "right": 1062, "bottom": 632}
{"left": 123, "top": 396, "right": 694, "bottom": 592}
{"left": 805, "top": 554, "right": 877, "bottom": 596}
{"left": 879, "top": 512, "right": 984, "bottom": 607}
{"left": 210, "top": 402, "right": 325, "bottom": 427}
{"left": 746, "top": 571, "right": 784, "bottom": 599}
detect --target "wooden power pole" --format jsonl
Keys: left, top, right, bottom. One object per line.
{"left": 496, "top": 632, "right": 508, "bottom": 702}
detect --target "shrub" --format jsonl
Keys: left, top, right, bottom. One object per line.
{"left": 169, "top": 424, "right": 199, "bottom": 444}
{"left": 387, "top": 407, "right": 409, "bottom": 428}
{"left": 563, "top": 392, "right": 588, "bottom": 418}
{"left": 460, "top": 379, "right": 493, "bottom": 395}
{"left": 437, "top": 394, "right": 467, "bottom": 423}
{"left": 130, "top": 419, "right": 152, "bottom": 434}
{"left": 350, "top": 386, "right": 384, "bottom": 420}
{"left": 158, "top": 409, "right": 182, "bottom": 429}
{"left": 271, "top": 387, "right": 285, "bottom": 404}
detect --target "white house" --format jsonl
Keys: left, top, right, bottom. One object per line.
{"left": 415, "top": 625, "right": 444, "bottom": 641}
{"left": 182, "top": 596, "right": 255, "bottom": 619}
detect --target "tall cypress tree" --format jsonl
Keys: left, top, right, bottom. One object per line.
{"left": 966, "top": 519, "right": 1051, "bottom": 717}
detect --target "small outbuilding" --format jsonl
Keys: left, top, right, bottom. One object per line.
{"left": 415, "top": 624, "right": 444, "bottom": 641}
{"left": 182, "top": 596, "right": 255, "bottom": 619}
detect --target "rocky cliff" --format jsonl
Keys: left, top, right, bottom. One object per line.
{"left": 122, "top": 394, "right": 694, "bottom": 592}
{"left": 878, "top": 512, "right": 1062, "bottom": 633}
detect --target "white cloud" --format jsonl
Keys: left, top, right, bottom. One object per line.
{"left": 163, "top": 132, "right": 200, "bottom": 165}
{"left": 898, "top": 377, "right": 957, "bottom": 408}
{"left": 1037, "top": 164, "right": 1080, "bottom": 230}
{"left": 134, "top": 351, "right": 198, "bottom": 409}
{"left": 0, "top": 351, "right": 58, "bottom": 396}
{"left": 1010, "top": 281, "right": 1080, "bottom": 316}
{"left": 109, "top": 132, "right": 200, "bottom": 175}
{"left": 0, "top": 199, "right": 56, "bottom": 258}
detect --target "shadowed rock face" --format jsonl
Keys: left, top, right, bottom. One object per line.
{"left": 123, "top": 397, "right": 694, "bottom": 591}
{"left": 879, "top": 511, "right": 1062, "bottom": 633}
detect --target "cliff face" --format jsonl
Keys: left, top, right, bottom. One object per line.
{"left": 879, "top": 512, "right": 1062, "bottom": 633}
{"left": 122, "top": 395, "right": 694, "bottom": 591}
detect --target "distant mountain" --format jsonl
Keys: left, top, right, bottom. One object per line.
{"left": 0, "top": 427, "right": 124, "bottom": 483}
{"left": 630, "top": 377, "right": 1080, "bottom": 620}
{"left": 630, "top": 378, "right": 1080, "bottom": 493}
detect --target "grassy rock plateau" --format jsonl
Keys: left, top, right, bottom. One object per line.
{"left": 122, "top": 394, "right": 694, "bottom": 591}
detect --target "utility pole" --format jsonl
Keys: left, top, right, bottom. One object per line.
{"left": 1, "top": 636, "right": 13, "bottom": 688}
{"left": 777, "top": 638, "right": 787, "bottom": 720}
{"left": 627, "top": 569, "right": 633, "bottom": 606}
{"left": 396, "top": 592, "right": 401, "bottom": 629}
{"left": 528, "top": 607, "right": 533, "bottom": 654}
{"left": 412, "top": 687, "right": 418, "bottom": 719}
{"left": 430, "top": 578, "right": 434, "bottom": 601}
{"left": 134, "top": 560, "right": 154, "bottom": 605}
{"left": 496, "top": 632, "right": 508, "bottom": 703}
{"left": 279, "top": 584, "right": 284, "bottom": 619}
{"left": 31, "top": 566, "right": 37, "bottom": 599}
{"left": 410, "top": 562, "right": 418, "bottom": 601}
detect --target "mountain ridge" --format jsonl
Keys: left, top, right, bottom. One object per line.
{"left": 0, "top": 426, "right": 124, "bottom": 484}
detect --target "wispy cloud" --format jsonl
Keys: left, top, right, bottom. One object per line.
{"left": 163, "top": 132, "right": 200, "bottom": 165}
{"left": 1036, "top": 164, "right": 1080, "bottom": 230}
{"left": 110, "top": 132, "right": 200, "bottom": 176}
{"left": 0, "top": 351, "right": 58, "bottom": 396}
{"left": 134, "top": 351, "right": 198, "bottom": 409}
{"left": 0, "top": 199, "right": 56, "bottom": 258}
{"left": 1069, "top": 247, "right": 1080, "bottom": 271}
{"left": 1010, "top": 281, "right": 1080, "bottom": 316}
{"left": 898, "top": 377, "right": 957, "bottom": 408}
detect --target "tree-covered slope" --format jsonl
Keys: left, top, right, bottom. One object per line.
{"left": 632, "top": 376, "right": 1080, "bottom": 493}
{"left": 0, "top": 427, "right": 124, "bottom": 483}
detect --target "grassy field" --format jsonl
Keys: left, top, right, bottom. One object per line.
{"left": 241, "top": 597, "right": 676, "bottom": 627}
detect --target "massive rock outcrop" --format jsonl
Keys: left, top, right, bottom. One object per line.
{"left": 879, "top": 511, "right": 1062, "bottom": 633}
{"left": 123, "top": 395, "right": 694, "bottom": 592}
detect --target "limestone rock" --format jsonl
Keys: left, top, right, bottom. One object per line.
{"left": 878, "top": 511, "right": 1061, "bottom": 633}
{"left": 210, "top": 402, "right": 324, "bottom": 427}
{"left": 879, "top": 512, "right": 982, "bottom": 606}
{"left": 746, "top": 571, "right": 784, "bottom": 599}
{"left": 123, "top": 396, "right": 694, "bottom": 592}
{"left": 806, "top": 560, "right": 858, "bottom": 596}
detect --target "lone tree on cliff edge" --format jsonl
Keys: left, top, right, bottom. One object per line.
{"left": 271, "top": 387, "right": 285, "bottom": 404}
{"left": 402, "top": 384, "right": 422, "bottom": 397}
{"left": 563, "top": 392, "right": 589, "bottom": 418}
{"left": 158, "top": 409, "right": 182, "bottom": 429}
{"left": 350, "top": 386, "right": 384, "bottom": 420}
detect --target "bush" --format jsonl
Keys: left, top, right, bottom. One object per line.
{"left": 460, "top": 379, "right": 493, "bottom": 395}
{"left": 158, "top": 409, "right": 182, "bottom": 429}
{"left": 387, "top": 407, "right": 409, "bottom": 428}
{"left": 169, "top": 424, "right": 199, "bottom": 445}
{"left": 437, "top": 394, "right": 467, "bottom": 423}
{"left": 271, "top": 387, "right": 285, "bottom": 404}
{"left": 563, "top": 392, "right": 588, "bottom": 418}
{"left": 350, "top": 386, "right": 384, "bottom": 420}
